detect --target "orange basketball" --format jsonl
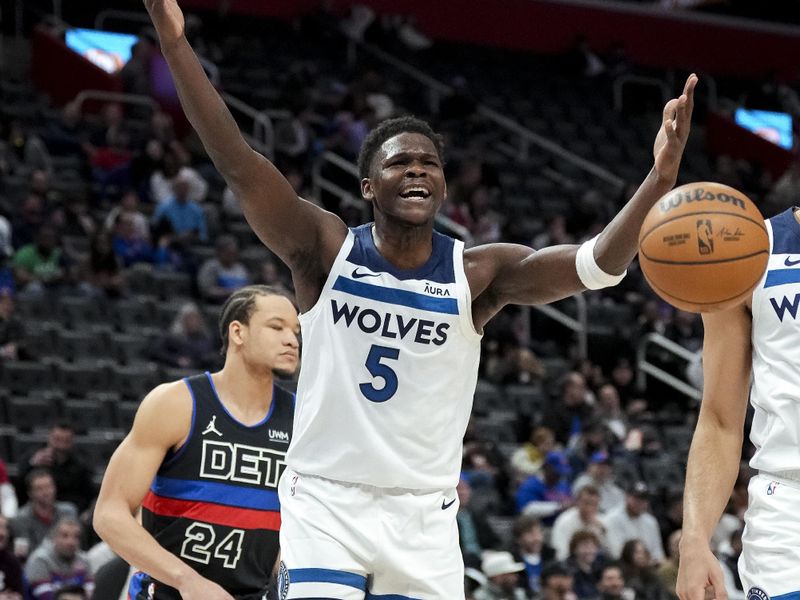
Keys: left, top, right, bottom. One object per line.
{"left": 638, "top": 182, "right": 769, "bottom": 313}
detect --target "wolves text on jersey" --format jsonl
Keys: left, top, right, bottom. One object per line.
{"left": 330, "top": 299, "right": 449, "bottom": 345}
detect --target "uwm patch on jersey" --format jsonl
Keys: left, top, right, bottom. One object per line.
{"left": 135, "top": 373, "right": 294, "bottom": 600}
{"left": 287, "top": 224, "right": 482, "bottom": 490}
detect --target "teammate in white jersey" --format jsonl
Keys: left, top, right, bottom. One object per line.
{"left": 144, "top": 1, "right": 696, "bottom": 597}
{"left": 679, "top": 208, "right": 800, "bottom": 600}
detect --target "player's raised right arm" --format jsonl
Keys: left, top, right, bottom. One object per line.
{"left": 143, "top": 0, "right": 346, "bottom": 276}
{"left": 677, "top": 304, "right": 752, "bottom": 600}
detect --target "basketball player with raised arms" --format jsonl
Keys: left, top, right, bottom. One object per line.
{"left": 144, "top": 1, "right": 696, "bottom": 597}
{"left": 678, "top": 207, "right": 800, "bottom": 600}
{"left": 93, "top": 286, "right": 300, "bottom": 600}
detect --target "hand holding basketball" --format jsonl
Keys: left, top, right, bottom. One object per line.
{"left": 144, "top": 0, "right": 186, "bottom": 49}
{"left": 653, "top": 75, "right": 698, "bottom": 184}
{"left": 638, "top": 182, "right": 769, "bottom": 313}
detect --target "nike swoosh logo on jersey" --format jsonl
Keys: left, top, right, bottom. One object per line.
{"left": 352, "top": 267, "right": 381, "bottom": 279}
{"left": 441, "top": 498, "right": 456, "bottom": 510}
{"left": 785, "top": 257, "right": 800, "bottom": 267}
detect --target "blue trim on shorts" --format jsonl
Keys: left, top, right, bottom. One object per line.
{"left": 366, "top": 594, "right": 422, "bottom": 600}
{"left": 128, "top": 571, "right": 145, "bottom": 599}
{"left": 773, "top": 592, "right": 800, "bottom": 600}
{"left": 288, "top": 568, "right": 367, "bottom": 590}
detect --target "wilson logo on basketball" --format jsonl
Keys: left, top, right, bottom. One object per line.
{"left": 659, "top": 187, "right": 745, "bottom": 214}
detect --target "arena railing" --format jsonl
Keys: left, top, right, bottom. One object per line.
{"left": 73, "top": 89, "right": 159, "bottom": 115}
{"left": 635, "top": 332, "right": 702, "bottom": 403}
{"left": 220, "top": 93, "right": 277, "bottom": 160}
{"left": 346, "top": 40, "right": 626, "bottom": 191}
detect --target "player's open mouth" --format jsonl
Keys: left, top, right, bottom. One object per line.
{"left": 399, "top": 186, "right": 431, "bottom": 200}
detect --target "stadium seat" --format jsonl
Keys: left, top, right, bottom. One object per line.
{"left": 12, "top": 432, "right": 49, "bottom": 468}
{"left": 113, "top": 297, "right": 157, "bottom": 332}
{"left": 58, "top": 296, "right": 107, "bottom": 330}
{"left": 57, "top": 329, "right": 109, "bottom": 363}
{"left": 56, "top": 360, "right": 111, "bottom": 397}
{"left": 62, "top": 398, "right": 114, "bottom": 434}
{"left": 6, "top": 396, "right": 57, "bottom": 433}
{"left": 109, "top": 363, "right": 161, "bottom": 401}
{"left": 2, "top": 361, "right": 54, "bottom": 394}
{"left": 151, "top": 271, "right": 193, "bottom": 299}
{"left": 110, "top": 332, "right": 153, "bottom": 365}
{"left": 472, "top": 380, "right": 502, "bottom": 416}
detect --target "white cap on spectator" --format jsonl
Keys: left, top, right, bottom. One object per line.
{"left": 481, "top": 551, "right": 525, "bottom": 578}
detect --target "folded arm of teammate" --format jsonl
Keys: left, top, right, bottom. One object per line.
{"left": 93, "top": 382, "right": 235, "bottom": 600}
{"left": 676, "top": 305, "right": 752, "bottom": 600}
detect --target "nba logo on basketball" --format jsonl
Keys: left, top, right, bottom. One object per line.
{"left": 696, "top": 219, "right": 714, "bottom": 255}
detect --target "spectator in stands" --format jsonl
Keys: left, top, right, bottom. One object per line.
{"left": 601, "top": 482, "right": 664, "bottom": 562}
{"left": 539, "top": 563, "right": 576, "bottom": 600}
{"left": 595, "top": 384, "right": 628, "bottom": 442}
{"left": 609, "top": 358, "right": 637, "bottom": 406}
{"left": 79, "top": 231, "right": 126, "bottom": 298}
{"left": 151, "top": 220, "right": 195, "bottom": 274}
{"left": 516, "top": 451, "right": 572, "bottom": 522}
{"left": 657, "top": 492, "right": 683, "bottom": 556}
{"left": 149, "top": 151, "right": 208, "bottom": 205}
{"left": 54, "top": 586, "right": 88, "bottom": 600}
{"left": 511, "top": 426, "right": 555, "bottom": 481}
{"left": 29, "top": 170, "right": 60, "bottom": 207}
{"left": 22, "top": 422, "right": 94, "bottom": 512}
{"left": 595, "top": 563, "right": 632, "bottom": 600}
{"left": 152, "top": 302, "right": 217, "bottom": 370}
{"left": 567, "top": 420, "right": 611, "bottom": 476}
{"left": 563, "top": 530, "right": 604, "bottom": 599}
{"left": 0, "top": 460, "right": 16, "bottom": 520}
{"left": 88, "top": 129, "right": 133, "bottom": 193}
{"left": 25, "top": 517, "right": 93, "bottom": 600}
{"left": 151, "top": 175, "right": 208, "bottom": 243}
{"left": 0, "top": 514, "right": 25, "bottom": 597}
{"left": 533, "top": 214, "right": 574, "bottom": 249}
{"left": 551, "top": 486, "right": 606, "bottom": 561}
{"left": 572, "top": 452, "right": 625, "bottom": 515}
{"left": 105, "top": 191, "right": 149, "bottom": 242}
{"left": 1, "top": 120, "right": 52, "bottom": 175}
{"left": 656, "top": 529, "right": 681, "bottom": 598}
{"left": 618, "top": 540, "right": 668, "bottom": 600}
{"left": 13, "top": 225, "right": 72, "bottom": 293}
{"left": 112, "top": 212, "right": 153, "bottom": 268}
{"left": 197, "top": 235, "right": 250, "bottom": 303}
{"left": 473, "top": 551, "right": 529, "bottom": 600}
{"left": 543, "top": 372, "right": 595, "bottom": 446}
{"left": 10, "top": 470, "right": 78, "bottom": 558}
{"left": 59, "top": 196, "right": 96, "bottom": 241}
{"left": 0, "top": 288, "right": 26, "bottom": 362}
{"left": 470, "top": 186, "right": 503, "bottom": 245}
{"left": 148, "top": 111, "right": 177, "bottom": 147}
{"left": 456, "top": 476, "right": 499, "bottom": 568}
{"left": 664, "top": 309, "right": 702, "bottom": 352}
{"left": 0, "top": 211, "right": 12, "bottom": 260}
{"left": 120, "top": 39, "right": 153, "bottom": 97}
{"left": 42, "top": 101, "right": 86, "bottom": 158}
{"left": 512, "top": 515, "right": 552, "bottom": 595}
{"left": 11, "top": 194, "right": 47, "bottom": 249}
{"left": 718, "top": 529, "right": 745, "bottom": 600}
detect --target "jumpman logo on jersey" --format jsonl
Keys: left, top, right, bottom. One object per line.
{"left": 202, "top": 415, "right": 223, "bottom": 437}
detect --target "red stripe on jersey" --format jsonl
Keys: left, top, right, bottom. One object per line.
{"left": 142, "top": 491, "right": 281, "bottom": 531}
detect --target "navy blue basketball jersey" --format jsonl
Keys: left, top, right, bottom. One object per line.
{"left": 133, "top": 373, "right": 294, "bottom": 600}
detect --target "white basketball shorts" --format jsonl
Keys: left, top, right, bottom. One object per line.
{"left": 739, "top": 473, "right": 800, "bottom": 599}
{"left": 277, "top": 468, "right": 464, "bottom": 599}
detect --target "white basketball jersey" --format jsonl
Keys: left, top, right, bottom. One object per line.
{"left": 286, "top": 224, "right": 482, "bottom": 489}
{"left": 750, "top": 208, "right": 800, "bottom": 473}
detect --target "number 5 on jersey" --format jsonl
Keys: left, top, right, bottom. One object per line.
{"left": 360, "top": 345, "right": 400, "bottom": 402}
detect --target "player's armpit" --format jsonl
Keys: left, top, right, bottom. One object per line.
{"left": 467, "top": 243, "right": 583, "bottom": 328}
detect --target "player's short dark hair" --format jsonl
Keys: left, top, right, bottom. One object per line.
{"left": 357, "top": 116, "right": 444, "bottom": 180}
{"left": 218, "top": 285, "right": 289, "bottom": 354}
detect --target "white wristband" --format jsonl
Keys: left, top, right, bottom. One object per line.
{"left": 575, "top": 235, "right": 627, "bottom": 290}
